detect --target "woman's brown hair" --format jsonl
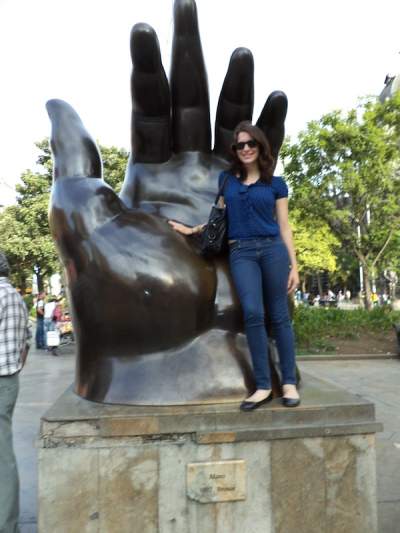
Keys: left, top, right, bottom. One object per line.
{"left": 229, "top": 121, "right": 275, "bottom": 184}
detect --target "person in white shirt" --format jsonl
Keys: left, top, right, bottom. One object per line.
{"left": 327, "top": 289, "right": 335, "bottom": 301}
{"left": 44, "top": 297, "right": 57, "bottom": 349}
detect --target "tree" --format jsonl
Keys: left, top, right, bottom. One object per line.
{"left": 0, "top": 205, "right": 34, "bottom": 290}
{"left": 0, "top": 139, "right": 128, "bottom": 291}
{"left": 290, "top": 209, "right": 339, "bottom": 293}
{"left": 100, "top": 144, "right": 129, "bottom": 192}
{"left": 281, "top": 93, "right": 400, "bottom": 309}
{"left": 14, "top": 167, "right": 58, "bottom": 292}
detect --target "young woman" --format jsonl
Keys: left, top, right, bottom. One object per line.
{"left": 169, "top": 121, "right": 300, "bottom": 410}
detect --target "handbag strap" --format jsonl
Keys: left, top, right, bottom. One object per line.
{"left": 214, "top": 173, "right": 229, "bottom": 205}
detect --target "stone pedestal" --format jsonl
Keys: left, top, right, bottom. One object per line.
{"left": 38, "top": 373, "right": 382, "bottom": 533}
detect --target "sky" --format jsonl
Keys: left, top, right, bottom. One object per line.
{"left": 0, "top": 0, "right": 399, "bottom": 205}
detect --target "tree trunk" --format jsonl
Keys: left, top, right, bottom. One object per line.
{"left": 20, "top": 277, "right": 27, "bottom": 295}
{"left": 301, "top": 276, "right": 306, "bottom": 293}
{"left": 317, "top": 273, "right": 323, "bottom": 296}
{"left": 363, "top": 267, "right": 372, "bottom": 310}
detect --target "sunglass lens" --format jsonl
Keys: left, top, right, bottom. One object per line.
{"left": 235, "top": 140, "right": 257, "bottom": 151}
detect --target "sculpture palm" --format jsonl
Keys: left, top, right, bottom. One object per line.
{"left": 47, "top": 0, "right": 288, "bottom": 404}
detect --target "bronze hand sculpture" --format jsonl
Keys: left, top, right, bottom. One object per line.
{"left": 47, "top": 0, "right": 288, "bottom": 405}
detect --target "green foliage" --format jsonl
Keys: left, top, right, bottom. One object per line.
{"left": 293, "top": 306, "right": 400, "bottom": 352}
{"left": 14, "top": 163, "right": 59, "bottom": 289}
{"left": 0, "top": 138, "right": 128, "bottom": 290}
{"left": 100, "top": 144, "right": 129, "bottom": 192}
{"left": 282, "top": 93, "right": 400, "bottom": 306}
{"left": 22, "top": 293, "right": 35, "bottom": 313}
{"left": 290, "top": 209, "right": 339, "bottom": 275}
{"left": 0, "top": 205, "right": 37, "bottom": 288}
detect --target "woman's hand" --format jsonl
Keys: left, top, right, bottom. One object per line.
{"left": 168, "top": 220, "right": 195, "bottom": 235}
{"left": 287, "top": 267, "right": 300, "bottom": 294}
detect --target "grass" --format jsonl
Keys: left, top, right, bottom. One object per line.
{"left": 293, "top": 305, "right": 400, "bottom": 354}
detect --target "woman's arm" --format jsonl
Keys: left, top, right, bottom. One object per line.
{"left": 168, "top": 220, "right": 205, "bottom": 236}
{"left": 168, "top": 172, "right": 226, "bottom": 236}
{"left": 276, "top": 198, "right": 299, "bottom": 293}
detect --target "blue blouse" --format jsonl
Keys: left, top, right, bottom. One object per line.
{"left": 218, "top": 171, "right": 288, "bottom": 240}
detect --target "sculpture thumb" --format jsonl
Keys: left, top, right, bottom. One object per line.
{"left": 46, "top": 99, "right": 102, "bottom": 180}
{"left": 47, "top": 99, "right": 124, "bottom": 239}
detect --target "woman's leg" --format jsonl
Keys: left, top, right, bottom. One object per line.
{"left": 260, "top": 240, "right": 297, "bottom": 385}
{"left": 229, "top": 246, "right": 271, "bottom": 390}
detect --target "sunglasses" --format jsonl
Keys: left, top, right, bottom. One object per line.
{"left": 233, "top": 139, "right": 258, "bottom": 151}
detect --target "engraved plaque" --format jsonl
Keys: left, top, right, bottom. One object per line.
{"left": 186, "top": 460, "right": 246, "bottom": 503}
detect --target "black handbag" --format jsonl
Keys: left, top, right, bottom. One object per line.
{"left": 200, "top": 174, "right": 229, "bottom": 257}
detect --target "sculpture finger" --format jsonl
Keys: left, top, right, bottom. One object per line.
{"left": 130, "top": 23, "right": 171, "bottom": 163}
{"left": 46, "top": 99, "right": 102, "bottom": 179}
{"left": 170, "top": 0, "right": 211, "bottom": 153}
{"left": 214, "top": 48, "right": 254, "bottom": 160}
{"left": 256, "top": 91, "right": 288, "bottom": 160}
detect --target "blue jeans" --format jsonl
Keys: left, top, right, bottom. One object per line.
{"left": 229, "top": 236, "right": 297, "bottom": 389}
{"left": 36, "top": 317, "right": 45, "bottom": 349}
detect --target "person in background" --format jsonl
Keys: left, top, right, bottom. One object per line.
{"left": 313, "top": 294, "right": 321, "bottom": 306}
{"left": 35, "top": 291, "right": 45, "bottom": 349}
{"left": 0, "top": 251, "right": 31, "bottom": 533}
{"left": 327, "top": 289, "right": 335, "bottom": 301}
{"left": 371, "top": 292, "right": 379, "bottom": 306}
{"left": 52, "top": 300, "right": 63, "bottom": 325}
{"left": 302, "top": 292, "right": 310, "bottom": 305}
{"left": 43, "top": 297, "right": 57, "bottom": 350}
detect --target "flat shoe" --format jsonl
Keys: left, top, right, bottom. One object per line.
{"left": 282, "top": 396, "right": 300, "bottom": 408}
{"left": 240, "top": 393, "right": 273, "bottom": 412}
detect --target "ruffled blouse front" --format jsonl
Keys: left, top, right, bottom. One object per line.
{"left": 218, "top": 172, "right": 288, "bottom": 240}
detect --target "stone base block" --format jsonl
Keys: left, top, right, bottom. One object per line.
{"left": 38, "top": 373, "right": 382, "bottom": 533}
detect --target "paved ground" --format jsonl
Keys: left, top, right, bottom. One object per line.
{"left": 15, "top": 344, "right": 75, "bottom": 533}
{"left": 13, "top": 345, "right": 400, "bottom": 532}
{"left": 300, "top": 359, "right": 400, "bottom": 533}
